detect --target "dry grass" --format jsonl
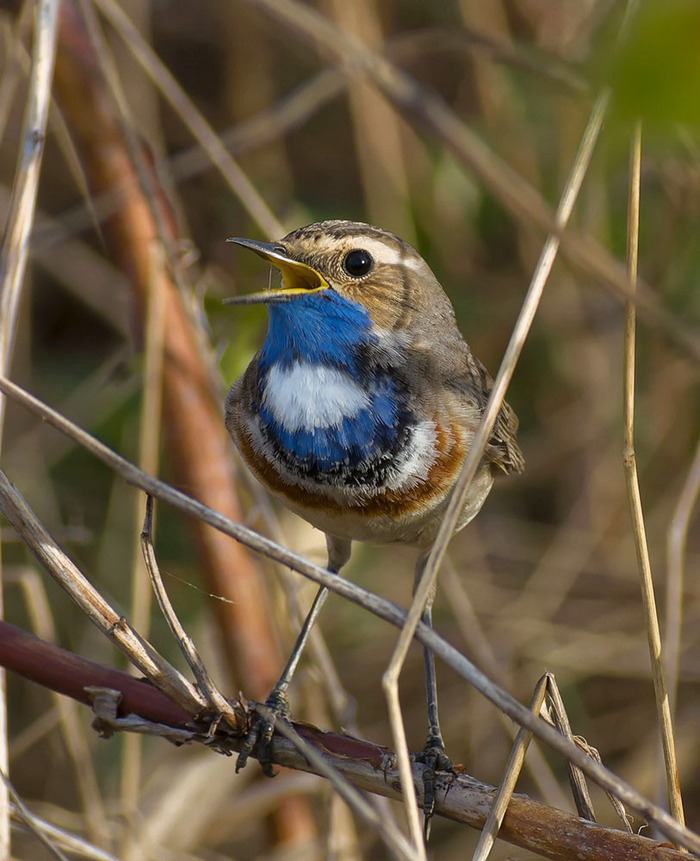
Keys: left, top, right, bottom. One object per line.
{"left": 0, "top": 1, "right": 698, "bottom": 859}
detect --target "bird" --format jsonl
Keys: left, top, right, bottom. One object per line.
{"left": 225, "top": 219, "right": 523, "bottom": 825}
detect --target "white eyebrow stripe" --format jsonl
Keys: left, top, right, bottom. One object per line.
{"left": 346, "top": 236, "right": 420, "bottom": 269}
{"left": 262, "top": 362, "right": 370, "bottom": 431}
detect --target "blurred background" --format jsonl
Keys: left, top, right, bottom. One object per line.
{"left": 0, "top": 0, "right": 698, "bottom": 858}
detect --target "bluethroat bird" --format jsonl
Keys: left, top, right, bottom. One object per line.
{"left": 225, "top": 220, "right": 523, "bottom": 822}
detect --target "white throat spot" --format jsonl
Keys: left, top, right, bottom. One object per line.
{"left": 262, "top": 362, "right": 370, "bottom": 431}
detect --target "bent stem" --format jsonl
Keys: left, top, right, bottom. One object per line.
{"left": 382, "top": 87, "right": 610, "bottom": 853}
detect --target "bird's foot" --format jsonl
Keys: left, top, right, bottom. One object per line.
{"left": 236, "top": 688, "right": 290, "bottom": 777}
{"left": 414, "top": 735, "right": 454, "bottom": 839}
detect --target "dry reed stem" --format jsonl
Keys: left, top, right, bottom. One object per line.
{"left": 1, "top": 376, "right": 699, "bottom": 853}
{"left": 543, "top": 675, "right": 598, "bottom": 824}
{"left": 9, "top": 801, "right": 117, "bottom": 861}
{"left": 129, "top": 243, "right": 167, "bottom": 640}
{"left": 120, "top": 240, "right": 167, "bottom": 849}
{"left": 140, "top": 496, "right": 235, "bottom": 722}
{"left": 0, "top": 3, "right": 60, "bottom": 854}
{"left": 382, "top": 664, "right": 424, "bottom": 855}
{"left": 6, "top": 568, "right": 111, "bottom": 849}
{"left": 258, "top": 706, "right": 420, "bottom": 861}
{"left": 0, "top": 467, "right": 206, "bottom": 716}
{"left": 471, "top": 673, "right": 548, "bottom": 861}
{"left": 0, "top": 0, "right": 59, "bottom": 415}
{"left": 381, "top": 86, "right": 609, "bottom": 852}
{"left": 623, "top": 122, "right": 685, "bottom": 835}
{"left": 1, "top": 769, "right": 71, "bottom": 861}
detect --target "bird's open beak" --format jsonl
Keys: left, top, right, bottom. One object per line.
{"left": 224, "top": 237, "right": 329, "bottom": 305}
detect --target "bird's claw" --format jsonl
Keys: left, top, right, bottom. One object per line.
{"left": 236, "top": 688, "right": 291, "bottom": 777}
{"left": 415, "top": 735, "right": 454, "bottom": 839}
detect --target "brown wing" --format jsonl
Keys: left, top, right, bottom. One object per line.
{"left": 489, "top": 395, "right": 524, "bottom": 475}
{"left": 463, "top": 354, "right": 525, "bottom": 476}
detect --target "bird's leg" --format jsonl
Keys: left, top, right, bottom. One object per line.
{"left": 411, "top": 554, "right": 453, "bottom": 837}
{"left": 418, "top": 603, "right": 453, "bottom": 830}
{"left": 236, "top": 535, "right": 352, "bottom": 776}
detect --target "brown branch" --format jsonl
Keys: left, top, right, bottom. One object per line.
{"left": 0, "top": 620, "right": 689, "bottom": 861}
{"left": 0, "top": 621, "right": 194, "bottom": 729}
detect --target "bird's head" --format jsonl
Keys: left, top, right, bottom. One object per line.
{"left": 227, "top": 220, "right": 450, "bottom": 331}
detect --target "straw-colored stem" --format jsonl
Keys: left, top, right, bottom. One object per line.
{"left": 261, "top": 707, "right": 421, "bottom": 861}
{"left": 120, "top": 242, "right": 168, "bottom": 854}
{"left": 0, "top": 468, "right": 206, "bottom": 716}
{"left": 622, "top": 121, "right": 685, "bottom": 836}
{"left": 7, "top": 568, "right": 111, "bottom": 849}
{"left": 0, "top": 3, "right": 60, "bottom": 855}
{"left": 471, "top": 674, "right": 548, "bottom": 861}
{"left": 382, "top": 90, "right": 609, "bottom": 843}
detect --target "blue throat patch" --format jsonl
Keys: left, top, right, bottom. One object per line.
{"left": 258, "top": 288, "right": 374, "bottom": 373}
{"left": 256, "top": 291, "right": 410, "bottom": 476}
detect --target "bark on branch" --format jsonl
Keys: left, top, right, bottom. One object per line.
{"left": 0, "top": 621, "right": 688, "bottom": 861}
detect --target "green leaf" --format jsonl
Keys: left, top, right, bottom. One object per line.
{"left": 611, "top": 0, "right": 700, "bottom": 129}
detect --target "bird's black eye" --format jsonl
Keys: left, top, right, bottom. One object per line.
{"left": 342, "top": 248, "right": 373, "bottom": 277}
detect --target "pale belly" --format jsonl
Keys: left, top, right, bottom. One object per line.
{"left": 283, "top": 463, "right": 494, "bottom": 548}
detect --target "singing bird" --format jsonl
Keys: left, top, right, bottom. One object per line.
{"left": 225, "top": 220, "right": 523, "bottom": 819}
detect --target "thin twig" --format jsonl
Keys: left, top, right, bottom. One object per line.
{"left": 382, "top": 670, "right": 424, "bottom": 856}
{"left": 622, "top": 121, "right": 685, "bottom": 836}
{"left": 543, "top": 674, "right": 596, "bottom": 823}
{"left": 0, "top": 0, "right": 60, "bottom": 430}
{"left": 471, "top": 674, "right": 548, "bottom": 861}
{"left": 544, "top": 673, "right": 633, "bottom": 832}
{"left": 9, "top": 801, "right": 118, "bottom": 861}
{"left": 140, "top": 496, "right": 235, "bottom": 722}
{"left": 1, "top": 769, "right": 70, "bottom": 861}
{"left": 120, "top": 240, "right": 168, "bottom": 835}
{"left": 258, "top": 707, "right": 419, "bottom": 861}
{"left": 1, "top": 377, "right": 699, "bottom": 852}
